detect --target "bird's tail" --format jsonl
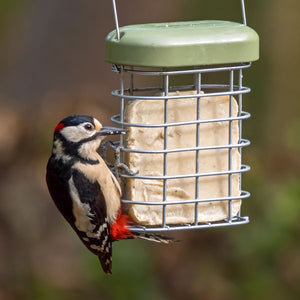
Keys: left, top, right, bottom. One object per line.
{"left": 133, "top": 231, "right": 178, "bottom": 244}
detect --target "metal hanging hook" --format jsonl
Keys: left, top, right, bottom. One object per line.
{"left": 112, "top": 0, "right": 120, "bottom": 40}
{"left": 111, "top": 0, "right": 248, "bottom": 38}
{"left": 240, "top": 0, "right": 247, "bottom": 25}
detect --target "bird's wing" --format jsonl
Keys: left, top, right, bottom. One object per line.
{"left": 46, "top": 157, "right": 74, "bottom": 225}
{"left": 71, "top": 168, "right": 112, "bottom": 273}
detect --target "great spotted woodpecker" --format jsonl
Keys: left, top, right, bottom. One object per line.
{"left": 46, "top": 115, "right": 173, "bottom": 274}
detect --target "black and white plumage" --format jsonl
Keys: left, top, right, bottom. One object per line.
{"left": 46, "top": 115, "right": 175, "bottom": 274}
{"left": 46, "top": 115, "right": 128, "bottom": 273}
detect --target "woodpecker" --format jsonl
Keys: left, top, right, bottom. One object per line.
{"left": 46, "top": 115, "right": 173, "bottom": 274}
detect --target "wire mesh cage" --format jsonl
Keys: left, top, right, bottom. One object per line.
{"left": 105, "top": 0, "right": 259, "bottom": 232}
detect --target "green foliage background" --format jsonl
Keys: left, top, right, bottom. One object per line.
{"left": 0, "top": 1, "right": 299, "bottom": 299}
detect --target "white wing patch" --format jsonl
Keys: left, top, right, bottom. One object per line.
{"left": 69, "top": 176, "right": 109, "bottom": 239}
{"left": 69, "top": 176, "right": 95, "bottom": 234}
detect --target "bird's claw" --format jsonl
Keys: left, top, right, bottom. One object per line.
{"left": 100, "top": 141, "right": 138, "bottom": 181}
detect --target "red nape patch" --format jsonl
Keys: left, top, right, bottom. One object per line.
{"left": 110, "top": 213, "right": 136, "bottom": 241}
{"left": 54, "top": 122, "right": 65, "bottom": 132}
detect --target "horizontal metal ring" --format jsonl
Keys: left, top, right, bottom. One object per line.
{"left": 127, "top": 216, "right": 250, "bottom": 232}
{"left": 120, "top": 164, "right": 250, "bottom": 180}
{"left": 111, "top": 85, "right": 251, "bottom": 100}
{"left": 121, "top": 190, "right": 250, "bottom": 206}
{"left": 111, "top": 111, "right": 250, "bottom": 128}
{"left": 120, "top": 139, "right": 250, "bottom": 154}
{"left": 122, "top": 63, "right": 252, "bottom": 76}
{"left": 113, "top": 83, "right": 248, "bottom": 95}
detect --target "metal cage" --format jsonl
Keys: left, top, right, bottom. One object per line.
{"left": 105, "top": 0, "right": 259, "bottom": 232}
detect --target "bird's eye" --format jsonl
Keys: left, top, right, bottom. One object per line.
{"left": 84, "top": 123, "right": 94, "bottom": 131}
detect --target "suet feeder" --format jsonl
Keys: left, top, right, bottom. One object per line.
{"left": 105, "top": 0, "right": 259, "bottom": 232}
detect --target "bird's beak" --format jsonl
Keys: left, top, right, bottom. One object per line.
{"left": 97, "top": 126, "right": 128, "bottom": 136}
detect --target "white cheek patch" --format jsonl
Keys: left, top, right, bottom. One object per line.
{"left": 60, "top": 126, "right": 95, "bottom": 143}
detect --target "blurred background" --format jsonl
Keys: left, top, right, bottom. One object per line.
{"left": 0, "top": 0, "right": 299, "bottom": 299}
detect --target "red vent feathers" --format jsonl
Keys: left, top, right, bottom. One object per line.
{"left": 110, "top": 213, "right": 135, "bottom": 241}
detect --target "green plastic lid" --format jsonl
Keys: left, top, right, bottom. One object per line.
{"left": 105, "top": 20, "right": 259, "bottom": 67}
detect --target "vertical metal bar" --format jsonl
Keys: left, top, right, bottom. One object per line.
{"left": 228, "top": 70, "right": 234, "bottom": 221}
{"left": 240, "top": 0, "right": 247, "bottom": 25}
{"left": 112, "top": 0, "right": 120, "bottom": 40}
{"left": 129, "top": 67, "right": 134, "bottom": 95}
{"left": 162, "top": 73, "right": 169, "bottom": 228}
{"left": 237, "top": 68, "right": 243, "bottom": 217}
{"left": 194, "top": 72, "right": 201, "bottom": 225}
{"left": 120, "top": 70, "right": 125, "bottom": 148}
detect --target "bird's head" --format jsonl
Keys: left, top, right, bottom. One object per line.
{"left": 51, "top": 115, "right": 127, "bottom": 160}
